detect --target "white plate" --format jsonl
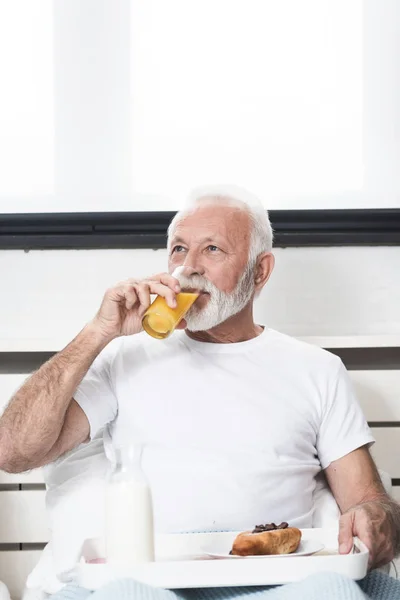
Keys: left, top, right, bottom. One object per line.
{"left": 201, "top": 538, "right": 325, "bottom": 559}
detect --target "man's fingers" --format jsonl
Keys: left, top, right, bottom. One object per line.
{"left": 146, "top": 281, "right": 177, "bottom": 308}
{"left": 352, "top": 508, "right": 379, "bottom": 569}
{"left": 338, "top": 512, "right": 354, "bottom": 554}
{"left": 149, "top": 273, "right": 181, "bottom": 293}
{"left": 135, "top": 283, "right": 151, "bottom": 315}
{"left": 122, "top": 286, "right": 139, "bottom": 311}
{"left": 122, "top": 274, "right": 181, "bottom": 297}
{"left": 114, "top": 275, "right": 179, "bottom": 310}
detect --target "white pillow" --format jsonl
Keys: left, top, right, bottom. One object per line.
{"left": 25, "top": 434, "right": 108, "bottom": 595}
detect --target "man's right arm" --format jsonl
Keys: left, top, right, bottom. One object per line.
{"left": 0, "top": 273, "right": 180, "bottom": 473}
{"left": 0, "top": 324, "right": 110, "bottom": 473}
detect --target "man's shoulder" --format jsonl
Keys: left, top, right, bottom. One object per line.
{"left": 265, "top": 329, "right": 341, "bottom": 372}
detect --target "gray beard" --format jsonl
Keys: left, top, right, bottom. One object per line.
{"left": 173, "top": 264, "right": 255, "bottom": 332}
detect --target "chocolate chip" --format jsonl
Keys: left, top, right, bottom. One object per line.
{"left": 251, "top": 522, "right": 289, "bottom": 533}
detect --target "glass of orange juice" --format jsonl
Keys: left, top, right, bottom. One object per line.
{"left": 142, "top": 292, "right": 199, "bottom": 339}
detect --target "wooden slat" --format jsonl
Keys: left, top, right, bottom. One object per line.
{"left": 370, "top": 427, "right": 400, "bottom": 479}
{"left": 0, "top": 491, "right": 49, "bottom": 544}
{"left": 0, "top": 375, "right": 44, "bottom": 485}
{"left": 299, "top": 335, "right": 400, "bottom": 349}
{"left": 0, "top": 338, "right": 63, "bottom": 352}
{"left": 350, "top": 371, "right": 400, "bottom": 421}
{"left": 0, "top": 550, "right": 42, "bottom": 600}
{"left": 0, "top": 469, "right": 44, "bottom": 485}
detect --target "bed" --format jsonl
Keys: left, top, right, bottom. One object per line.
{"left": 1, "top": 336, "right": 399, "bottom": 599}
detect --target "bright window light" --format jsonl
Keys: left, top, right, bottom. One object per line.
{"left": 0, "top": 1, "right": 54, "bottom": 197}
{"left": 0, "top": 1, "right": 399, "bottom": 212}
{"left": 131, "top": 0, "right": 363, "bottom": 208}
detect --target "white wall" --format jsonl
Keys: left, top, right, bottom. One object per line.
{"left": 1, "top": 245, "right": 399, "bottom": 350}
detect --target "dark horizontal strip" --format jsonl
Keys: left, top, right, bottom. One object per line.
{"left": 0, "top": 484, "right": 19, "bottom": 491}
{"left": 0, "top": 544, "right": 20, "bottom": 551}
{"left": 1, "top": 347, "right": 400, "bottom": 373}
{"left": 0, "top": 232, "right": 167, "bottom": 250}
{"left": 0, "top": 483, "right": 45, "bottom": 491}
{"left": 0, "top": 352, "right": 55, "bottom": 373}
{"left": 327, "top": 347, "right": 400, "bottom": 370}
{"left": 0, "top": 543, "right": 48, "bottom": 551}
{"left": 0, "top": 208, "right": 399, "bottom": 249}
{"left": 392, "top": 479, "right": 400, "bottom": 486}
{"left": 20, "top": 483, "right": 46, "bottom": 491}
{"left": 368, "top": 422, "right": 400, "bottom": 428}
{"left": 21, "top": 542, "right": 47, "bottom": 550}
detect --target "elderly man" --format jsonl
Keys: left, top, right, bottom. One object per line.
{"left": 1, "top": 189, "right": 400, "bottom": 600}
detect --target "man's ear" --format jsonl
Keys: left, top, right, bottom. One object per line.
{"left": 254, "top": 253, "right": 275, "bottom": 292}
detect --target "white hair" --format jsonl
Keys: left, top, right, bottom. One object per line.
{"left": 167, "top": 185, "right": 274, "bottom": 266}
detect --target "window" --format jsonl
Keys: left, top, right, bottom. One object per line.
{"left": 131, "top": 0, "right": 363, "bottom": 207}
{"left": 0, "top": 1, "right": 53, "bottom": 198}
{"left": 0, "top": 0, "right": 399, "bottom": 213}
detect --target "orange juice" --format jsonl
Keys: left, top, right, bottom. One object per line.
{"left": 142, "top": 292, "right": 199, "bottom": 339}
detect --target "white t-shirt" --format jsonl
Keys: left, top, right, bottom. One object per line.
{"left": 74, "top": 327, "right": 373, "bottom": 533}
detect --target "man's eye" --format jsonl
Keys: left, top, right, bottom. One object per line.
{"left": 172, "top": 245, "right": 185, "bottom": 253}
{"left": 207, "top": 245, "right": 219, "bottom": 252}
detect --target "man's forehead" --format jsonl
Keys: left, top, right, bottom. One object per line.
{"left": 172, "top": 205, "right": 251, "bottom": 241}
{"left": 171, "top": 233, "right": 223, "bottom": 245}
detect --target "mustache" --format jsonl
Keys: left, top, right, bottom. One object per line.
{"left": 173, "top": 272, "right": 217, "bottom": 294}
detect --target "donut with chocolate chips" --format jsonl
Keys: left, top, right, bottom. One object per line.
{"left": 231, "top": 522, "right": 302, "bottom": 556}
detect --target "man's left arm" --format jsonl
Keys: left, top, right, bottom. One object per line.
{"left": 325, "top": 445, "right": 400, "bottom": 569}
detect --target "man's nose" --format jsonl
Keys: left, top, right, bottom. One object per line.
{"left": 179, "top": 261, "right": 205, "bottom": 278}
{"left": 174, "top": 246, "right": 206, "bottom": 276}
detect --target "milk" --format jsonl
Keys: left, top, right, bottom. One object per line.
{"left": 105, "top": 446, "right": 155, "bottom": 566}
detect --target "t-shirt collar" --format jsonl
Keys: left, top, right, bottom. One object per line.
{"left": 179, "top": 326, "right": 269, "bottom": 353}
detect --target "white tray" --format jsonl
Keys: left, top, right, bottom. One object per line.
{"left": 76, "top": 528, "right": 369, "bottom": 590}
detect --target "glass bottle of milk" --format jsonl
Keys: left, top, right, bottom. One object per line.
{"left": 105, "top": 444, "right": 155, "bottom": 566}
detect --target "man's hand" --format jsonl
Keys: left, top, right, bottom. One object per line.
{"left": 90, "top": 273, "right": 181, "bottom": 341}
{"left": 325, "top": 446, "right": 400, "bottom": 570}
{"left": 339, "top": 500, "right": 395, "bottom": 569}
